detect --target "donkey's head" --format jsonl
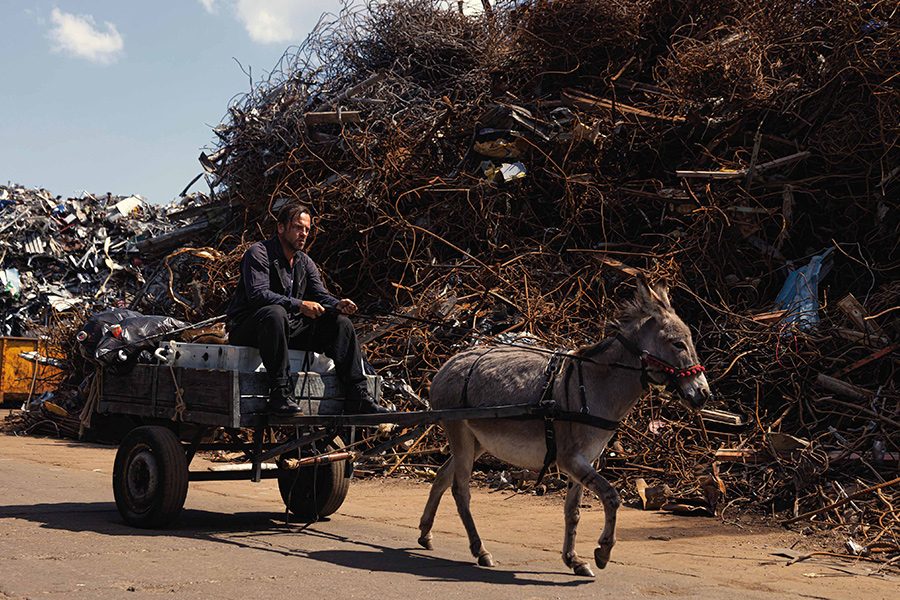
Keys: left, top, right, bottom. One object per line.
{"left": 620, "top": 276, "right": 712, "bottom": 411}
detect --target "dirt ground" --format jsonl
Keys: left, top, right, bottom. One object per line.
{"left": 0, "top": 434, "right": 895, "bottom": 599}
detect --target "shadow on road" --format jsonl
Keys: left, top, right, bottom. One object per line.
{"left": 0, "top": 501, "right": 593, "bottom": 587}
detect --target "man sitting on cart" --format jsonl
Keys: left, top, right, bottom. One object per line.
{"left": 226, "top": 201, "right": 390, "bottom": 416}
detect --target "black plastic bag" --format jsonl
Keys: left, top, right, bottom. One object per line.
{"left": 76, "top": 308, "right": 142, "bottom": 362}
{"left": 78, "top": 310, "right": 188, "bottom": 373}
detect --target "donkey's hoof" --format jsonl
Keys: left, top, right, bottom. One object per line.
{"left": 573, "top": 563, "right": 595, "bottom": 577}
{"left": 477, "top": 552, "right": 495, "bottom": 567}
{"left": 417, "top": 536, "right": 433, "bottom": 550}
{"left": 594, "top": 546, "right": 611, "bottom": 570}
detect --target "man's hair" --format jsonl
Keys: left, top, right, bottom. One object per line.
{"left": 276, "top": 201, "right": 311, "bottom": 226}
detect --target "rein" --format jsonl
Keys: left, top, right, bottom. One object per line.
{"left": 352, "top": 309, "right": 707, "bottom": 381}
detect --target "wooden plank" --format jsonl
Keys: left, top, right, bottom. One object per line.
{"left": 751, "top": 310, "right": 787, "bottom": 324}
{"left": 304, "top": 111, "right": 361, "bottom": 126}
{"left": 714, "top": 448, "right": 767, "bottom": 463}
{"left": 815, "top": 373, "right": 874, "bottom": 401}
{"left": 239, "top": 371, "right": 336, "bottom": 398}
{"left": 102, "top": 365, "right": 236, "bottom": 425}
{"left": 837, "top": 293, "right": 884, "bottom": 336}
{"left": 833, "top": 327, "right": 891, "bottom": 346}
{"left": 700, "top": 409, "right": 745, "bottom": 426}
{"left": 229, "top": 370, "right": 240, "bottom": 428}
{"left": 675, "top": 169, "right": 744, "bottom": 180}
{"left": 561, "top": 88, "right": 686, "bottom": 122}
{"left": 102, "top": 365, "right": 156, "bottom": 405}
{"left": 327, "top": 71, "right": 387, "bottom": 107}
{"left": 98, "top": 400, "right": 156, "bottom": 419}
{"left": 238, "top": 373, "right": 380, "bottom": 424}
{"left": 834, "top": 343, "right": 900, "bottom": 378}
{"left": 156, "top": 367, "right": 234, "bottom": 412}
{"left": 240, "top": 397, "right": 322, "bottom": 419}
{"left": 238, "top": 371, "right": 379, "bottom": 400}
{"left": 174, "top": 409, "right": 232, "bottom": 427}
{"left": 677, "top": 151, "right": 810, "bottom": 180}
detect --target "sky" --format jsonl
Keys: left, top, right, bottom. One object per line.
{"left": 0, "top": 1, "right": 347, "bottom": 204}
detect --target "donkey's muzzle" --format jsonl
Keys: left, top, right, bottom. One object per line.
{"left": 688, "top": 386, "right": 712, "bottom": 410}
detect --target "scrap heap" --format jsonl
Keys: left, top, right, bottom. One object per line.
{"left": 0, "top": 184, "right": 184, "bottom": 336}
{"left": 3, "top": 1, "right": 897, "bottom": 562}
{"left": 203, "top": 0, "right": 898, "bottom": 560}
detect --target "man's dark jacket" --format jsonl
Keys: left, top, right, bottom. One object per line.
{"left": 226, "top": 237, "right": 339, "bottom": 325}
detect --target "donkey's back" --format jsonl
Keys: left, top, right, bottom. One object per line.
{"left": 430, "top": 346, "right": 551, "bottom": 411}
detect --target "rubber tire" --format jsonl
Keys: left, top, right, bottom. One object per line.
{"left": 113, "top": 425, "right": 189, "bottom": 528}
{"left": 277, "top": 437, "right": 350, "bottom": 521}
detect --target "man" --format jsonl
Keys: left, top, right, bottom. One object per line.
{"left": 226, "top": 201, "right": 389, "bottom": 415}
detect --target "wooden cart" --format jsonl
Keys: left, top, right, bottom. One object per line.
{"left": 97, "top": 341, "right": 533, "bottom": 529}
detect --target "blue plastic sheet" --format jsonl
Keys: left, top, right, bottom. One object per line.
{"left": 774, "top": 248, "right": 834, "bottom": 331}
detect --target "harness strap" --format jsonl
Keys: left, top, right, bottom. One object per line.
{"left": 460, "top": 348, "right": 496, "bottom": 408}
{"left": 536, "top": 416, "right": 557, "bottom": 487}
{"left": 535, "top": 352, "right": 564, "bottom": 486}
{"left": 577, "top": 359, "right": 588, "bottom": 414}
{"left": 536, "top": 350, "right": 624, "bottom": 486}
{"left": 535, "top": 406, "right": 619, "bottom": 430}
{"left": 614, "top": 332, "right": 643, "bottom": 357}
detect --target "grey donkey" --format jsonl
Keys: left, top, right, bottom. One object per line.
{"left": 418, "top": 276, "right": 712, "bottom": 577}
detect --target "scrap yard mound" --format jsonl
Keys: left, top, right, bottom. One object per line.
{"left": 2, "top": 1, "right": 897, "bottom": 564}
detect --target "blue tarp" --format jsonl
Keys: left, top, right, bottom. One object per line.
{"left": 774, "top": 247, "right": 834, "bottom": 331}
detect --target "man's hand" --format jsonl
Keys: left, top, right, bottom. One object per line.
{"left": 335, "top": 298, "right": 358, "bottom": 315}
{"left": 299, "top": 300, "right": 326, "bottom": 318}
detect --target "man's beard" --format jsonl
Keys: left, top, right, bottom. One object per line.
{"left": 284, "top": 236, "right": 305, "bottom": 254}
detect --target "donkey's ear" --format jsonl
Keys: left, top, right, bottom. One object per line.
{"left": 635, "top": 273, "right": 666, "bottom": 313}
{"left": 635, "top": 273, "right": 658, "bottom": 307}
{"left": 652, "top": 281, "right": 673, "bottom": 310}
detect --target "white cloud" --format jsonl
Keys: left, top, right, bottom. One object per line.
{"left": 460, "top": 0, "right": 485, "bottom": 15}
{"left": 47, "top": 8, "right": 123, "bottom": 65}
{"left": 198, "top": 0, "right": 218, "bottom": 14}
{"left": 234, "top": 0, "right": 325, "bottom": 44}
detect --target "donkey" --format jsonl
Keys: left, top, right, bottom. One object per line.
{"left": 418, "top": 276, "right": 711, "bottom": 577}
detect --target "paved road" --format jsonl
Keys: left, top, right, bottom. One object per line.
{"left": 0, "top": 435, "right": 895, "bottom": 599}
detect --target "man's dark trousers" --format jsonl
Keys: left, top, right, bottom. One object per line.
{"left": 228, "top": 305, "right": 367, "bottom": 400}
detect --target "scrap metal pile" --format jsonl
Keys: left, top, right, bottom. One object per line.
{"left": 4, "top": 0, "right": 897, "bottom": 563}
{"left": 0, "top": 184, "right": 178, "bottom": 336}
{"left": 201, "top": 0, "right": 898, "bottom": 561}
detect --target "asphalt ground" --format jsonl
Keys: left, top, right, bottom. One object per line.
{"left": 0, "top": 434, "right": 895, "bottom": 599}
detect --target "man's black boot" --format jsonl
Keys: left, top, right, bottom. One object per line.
{"left": 346, "top": 391, "right": 392, "bottom": 415}
{"left": 268, "top": 386, "right": 303, "bottom": 416}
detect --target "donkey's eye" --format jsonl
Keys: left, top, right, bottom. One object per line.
{"left": 672, "top": 341, "right": 688, "bottom": 351}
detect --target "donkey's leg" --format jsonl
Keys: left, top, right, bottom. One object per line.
{"left": 417, "top": 456, "right": 454, "bottom": 550}
{"left": 563, "top": 458, "right": 621, "bottom": 570}
{"left": 447, "top": 425, "right": 493, "bottom": 566}
{"left": 562, "top": 481, "right": 595, "bottom": 577}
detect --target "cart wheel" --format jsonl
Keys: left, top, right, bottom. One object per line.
{"left": 113, "top": 425, "right": 188, "bottom": 528}
{"left": 278, "top": 437, "right": 350, "bottom": 521}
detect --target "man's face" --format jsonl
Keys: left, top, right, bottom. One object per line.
{"left": 277, "top": 212, "right": 311, "bottom": 254}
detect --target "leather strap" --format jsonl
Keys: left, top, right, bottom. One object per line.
{"left": 460, "top": 348, "right": 496, "bottom": 408}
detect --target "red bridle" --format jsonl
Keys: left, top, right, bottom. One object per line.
{"left": 613, "top": 333, "right": 707, "bottom": 384}
{"left": 641, "top": 352, "right": 706, "bottom": 379}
